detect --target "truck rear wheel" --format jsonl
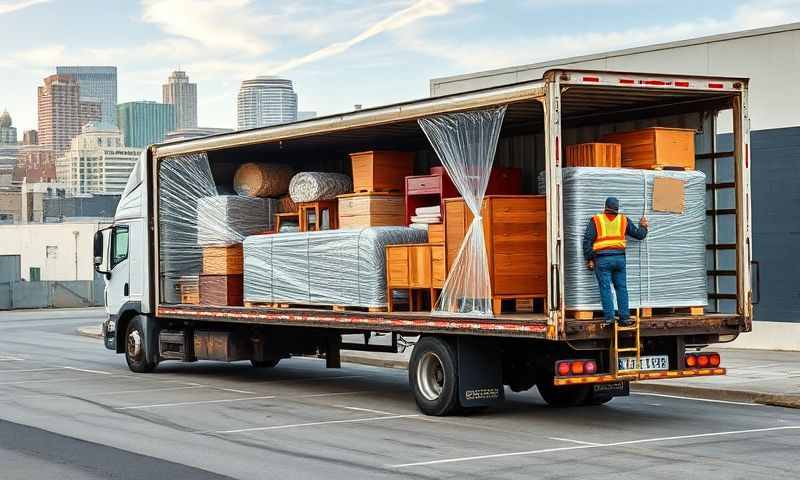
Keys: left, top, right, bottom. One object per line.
{"left": 125, "top": 315, "right": 156, "bottom": 373}
{"left": 251, "top": 359, "right": 280, "bottom": 368}
{"left": 536, "top": 372, "right": 590, "bottom": 407}
{"left": 409, "top": 336, "right": 459, "bottom": 416}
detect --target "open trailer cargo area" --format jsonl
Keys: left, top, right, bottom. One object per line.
{"left": 99, "top": 69, "right": 753, "bottom": 415}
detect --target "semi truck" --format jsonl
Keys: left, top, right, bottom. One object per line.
{"left": 94, "top": 69, "right": 754, "bottom": 416}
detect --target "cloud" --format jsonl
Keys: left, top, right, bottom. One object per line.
{"left": 400, "top": 1, "right": 800, "bottom": 72}
{"left": 141, "top": 0, "right": 272, "bottom": 55}
{"left": 270, "top": 0, "right": 480, "bottom": 74}
{"left": 0, "top": 0, "right": 48, "bottom": 15}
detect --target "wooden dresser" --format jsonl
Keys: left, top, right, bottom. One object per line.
{"left": 386, "top": 243, "right": 446, "bottom": 312}
{"left": 444, "top": 195, "right": 546, "bottom": 315}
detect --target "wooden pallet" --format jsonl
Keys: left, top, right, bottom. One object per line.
{"left": 571, "top": 306, "right": 705, "bottom": 320}
{"left": 492, "top": 295, "right": 546, "bottom": 315}
{"left": 244, "top": 301, "right": 386, "bottom": 313}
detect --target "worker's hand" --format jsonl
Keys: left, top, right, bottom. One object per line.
{"left": 639, "top": 215, "right": 649, "bottom": 229}
{"left": 587, "top": 260, "right": 595, "bottom": 271}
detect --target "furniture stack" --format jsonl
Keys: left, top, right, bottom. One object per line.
{"left": 444, "top": 195, "right": 547, "bottom": 315}
{"left": 600, "top": 127, "right": 696, "bottom": 170}
{"left": 386, "top": 223, "right": 446, "bottom": 312}
{"left": 199, "top": 244, "right": 244, "bottom": 306}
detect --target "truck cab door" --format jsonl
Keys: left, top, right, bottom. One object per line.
{"left": 107, "top": 224, "right": 131, "bottom": 314}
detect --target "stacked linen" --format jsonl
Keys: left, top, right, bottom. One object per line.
{"left": 562, "top": 167, "right": 707, "bottom": 310}
{"left": 410, "top": 205, "right": 442, "bottom": 230}
{"left": 243, "top": 227, "right": 427, "bottom": 308}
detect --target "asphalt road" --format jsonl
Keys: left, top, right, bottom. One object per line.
{"left": 1, "top": 308, "right": 799, "bottom": 479}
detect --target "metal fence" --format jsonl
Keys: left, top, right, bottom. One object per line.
{"left": 0, "top": 277, "right": 104, "bottom": 310}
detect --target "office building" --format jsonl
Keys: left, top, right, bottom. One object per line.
{"left": 13, "top": 146, "right": 56, "bottom": 184}
{"left": 117, "top": 101, "right": 176, "bottom": 148}
{"left": 56, "top": 125, "right": 141, "bottom": 195}
{"left": 237, "top": 76, "right": 297, "bottom": 129}
{"left": 0, "top": 110, "right": 17, "bottom": 144}
{"left": 162, "top": 70, "right": 197, "bottom": 129}
{"left": 37, "top": 75, "right": 102, "bottom": 156}
{"left": 22, "top": 130, "right": 38, "bottom": 146}
{"left": 56, "top": 66, "right": 118, "bottom": 127}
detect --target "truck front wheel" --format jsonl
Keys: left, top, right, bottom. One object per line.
{"left": 409, "top": 336, "right": 459, "bottom": 416}
{"left": 125, "top": 315, "right": 156, "bottom": 373}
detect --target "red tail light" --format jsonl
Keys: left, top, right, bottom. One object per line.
{"left": 685, "top": 354, "right": 698, "bottom": 367}
{"left": 709, "top": 353, "right": 721, "bottom": 367}
{"left": 697, "top": 354, "right": 710, "bottom": 367}
{"left": 555, "top": 359, "right": 598, "bottom": 376}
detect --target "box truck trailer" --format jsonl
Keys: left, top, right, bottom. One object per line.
{"left": 94, "top": 69, "right": 754, "bottom": 416}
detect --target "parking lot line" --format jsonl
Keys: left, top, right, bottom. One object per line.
{"left": 389, "top": 425, "right": 800, "bottom": 468}
{"left": 212, "top": 414, "right": 421, "bottom": 434}
{"left": 334, "top": 405, "right": 401, "bottom": 416}
{"left": 631, "top": 392, "right": 764, "bottom": 406}
{"left": 115, "top": 395, "right": 277, "bottom": 410}
{"left": 548, "top": 437, "right": 602, "bottom": 446}
{"left": 60, "top": 366, "right": 113, "bottom": 375}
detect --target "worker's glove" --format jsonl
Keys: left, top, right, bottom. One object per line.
{"left": 639, "top": 215, "right": 649, "bottom": 229}
{"left": 587, "top": 260, "right": 595, "bottom": 271}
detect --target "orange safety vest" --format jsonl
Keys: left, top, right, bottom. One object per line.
{"left": 592, "top": 213, "right": 628, "bottom": 252}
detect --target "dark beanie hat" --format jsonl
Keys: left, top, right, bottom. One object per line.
{"left": 605, "top": 197, "right": 619, "bottom": 213}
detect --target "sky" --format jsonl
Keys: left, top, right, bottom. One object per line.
{"left": 1, "top": 0, "right": 800, "bottom": 134}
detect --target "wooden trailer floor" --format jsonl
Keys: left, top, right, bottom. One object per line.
{"left": 157, "top": 304, "right": 746, "bottom": 341}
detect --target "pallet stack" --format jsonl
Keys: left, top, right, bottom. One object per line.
{"left": 199, "top": 244, "right": 244, "bottom": 306}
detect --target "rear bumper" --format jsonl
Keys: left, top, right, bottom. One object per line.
{"left": 554, "top": 367, "right": 726, "bottom": 386}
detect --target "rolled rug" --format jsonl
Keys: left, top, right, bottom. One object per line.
{"left": 233, "top": 162, "right": 294, "bottom": 197}
{"left": 289, "top": 172, "right": 353, "bottom": 203}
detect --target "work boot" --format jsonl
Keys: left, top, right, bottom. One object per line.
{"left": 618, "top": 318, "right": 635, "bottom": 327}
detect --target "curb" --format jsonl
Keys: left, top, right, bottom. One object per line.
{"left": 77, "top": 325, "right": 103, "bottom": 340}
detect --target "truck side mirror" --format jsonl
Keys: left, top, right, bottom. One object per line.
{"left": 93, "top": 231, "right": 103, "bottom": 267}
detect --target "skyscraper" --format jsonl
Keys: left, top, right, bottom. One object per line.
{"left": 37, "top": 75, "right": 101, "bottom": 156}
{"left": 162, "top": 70, "right": 197, "bottom": 129}
{"left": 117, "top": 101, "right": 176, "bottom": 148}
{"left": 56, "top": 66, "right": 118, "bottom": 127}
{"left": 57, "top": 124, "right": 141, "bottom": 195}
{"left": 237, "top": 76, "right": 298, "bottom": 130}
{"left": 0, "top": 110, "right": 17, "bottom": 144}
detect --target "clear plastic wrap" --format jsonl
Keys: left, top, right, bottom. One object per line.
{"left": 243, "top": 227, "right": 427, "bottom": 307}
{"left": 288, "top": 172, "right": 352, "bottom": 203}
{"left": 158, "top": 152, "right": 217, "bottom": 303}
{"left": 418, "top": 106, "right": 507, "bottom": 316}
{"left": 563, "top": 167, "right": 707, "bottom": 310}
{"left": 197, "top": 195, "right": 276, "bottom": 246}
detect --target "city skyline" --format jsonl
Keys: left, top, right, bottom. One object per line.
{"left": 3, "top": 1, "right": 800, "bottom": 133}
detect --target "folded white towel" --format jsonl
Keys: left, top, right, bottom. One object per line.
{"left": 409, "top": 223, "right": 429, "bottom": 231}
{"left": 410, "top": 215, "right": 441, "bottom": 224}
{"left": 415, "top": 205, "right": 441, "bottom": 216}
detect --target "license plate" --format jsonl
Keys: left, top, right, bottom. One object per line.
{"left": 618, "top": 355, "right": 668, "bottom": 371}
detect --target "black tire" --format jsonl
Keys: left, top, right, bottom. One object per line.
{"left": 251, "top": 358, "right": 280, "bottom": 368}
{"left": 584, "top": 393, "right": 614, "bottom": 406}
{"left": 125, "top": 315, "right": 156, "bottom": 373}
{"left": 409, "top": 336, "right": 459, "bottom": 416}
{"left": 536, "top": 371, "right": 591, "bottom": 407}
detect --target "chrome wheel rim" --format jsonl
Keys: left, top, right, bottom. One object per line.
{"left": 127, "top": 330, "right": 142, "bottom": 360}
{"left": 417, "top": 352, "right": 445, "bottom": 401}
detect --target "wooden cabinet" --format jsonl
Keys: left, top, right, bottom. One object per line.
{"left": 601, "top": 127, "right": 695, "bottom": 170}
{"left": 444, "top": 195, "right": 546, "bottom": 314}
{"left": 386, "top": 243, "right": 446, "bottom": 311}
{"left": 565, "top": 143, "right": 621, "bottom": 168}
{"left": 338, "top": 192, "right": 404, "bottom": 229}
{"left": 199, "top": 274, "right": 243, "bottom": 306}
{"left": 350, "top": 150, "right": 414, "bottom": 193}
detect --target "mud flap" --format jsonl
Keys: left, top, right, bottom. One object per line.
{"left": 140, "top": 315, "right": 160, "bottom": 366}
{"left": 457, "top": 337, "right": 504, "bottom": 408}
{"left": 591, "top": 380, "right": 630, "bottom": 399}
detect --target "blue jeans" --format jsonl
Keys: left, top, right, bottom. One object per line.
{"left": 594, "top": 254, "right": 629, "bottom": 322}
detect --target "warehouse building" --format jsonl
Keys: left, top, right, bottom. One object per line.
{"left": 430, "top": 23, "right": 800, "bottom": 349}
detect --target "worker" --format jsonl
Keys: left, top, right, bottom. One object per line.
{"left": 583, "top": 197, "right": 649, "bottom": 326}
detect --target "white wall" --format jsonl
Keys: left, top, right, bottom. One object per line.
{"left": 0, "top": 221, "right": 109, "bottom": 281}
{"left": 430, "top": 24, "right": 800, "bottom": 132}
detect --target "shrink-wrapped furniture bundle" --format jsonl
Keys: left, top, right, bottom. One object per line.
{"left": 197, "top": 195, "right": 277, "bottom": 246}
{"left": 289, "top": 172, "right": 352, "bottom": 203}
{"left": 233, "top": 162, "right": 293, "bottom": 197}
{"left": 563, "top": 167, "right": 707, "bottom": 310}
{"left": 243, "top": 227, "right": 427, "bottom": 308}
